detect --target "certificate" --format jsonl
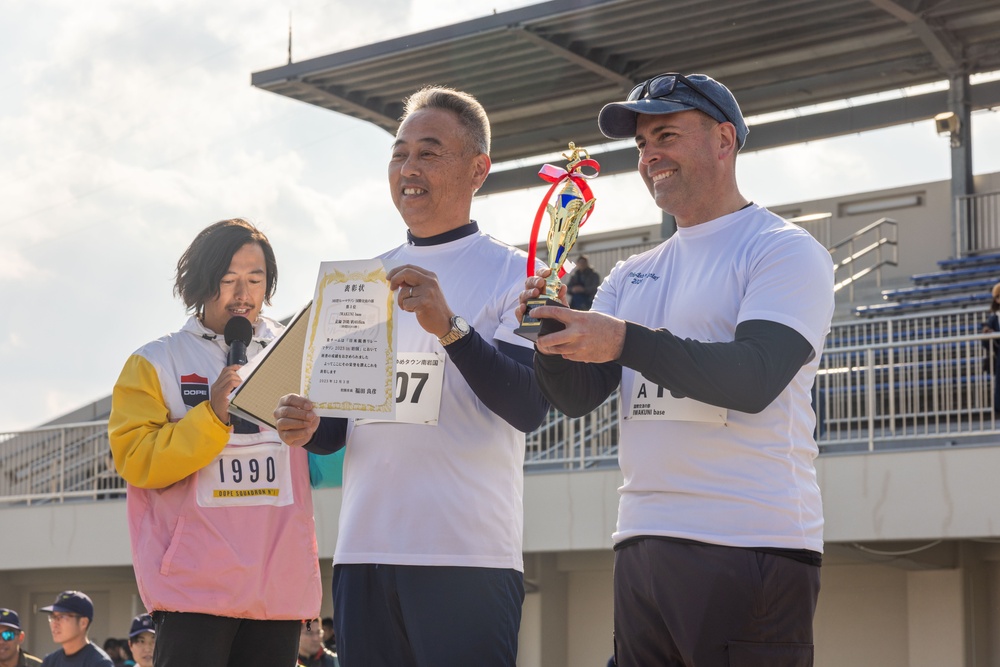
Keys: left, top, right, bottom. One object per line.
{"left": 303, "top": 260, "right": 396, "bottom": 419}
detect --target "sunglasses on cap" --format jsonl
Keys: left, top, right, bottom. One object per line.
{"left": 1, "top": 630, "right": 18, "bottom": 641}
{"left": 626, "top": 73, "right": 736, "bottom": 128}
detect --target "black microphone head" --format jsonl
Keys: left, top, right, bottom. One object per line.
{"left": 223, "top": 315, "right": 253, "bottom": 346}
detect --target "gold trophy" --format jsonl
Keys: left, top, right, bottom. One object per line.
{"left": 515, "top": 143, "right": 598, "bottom": 342}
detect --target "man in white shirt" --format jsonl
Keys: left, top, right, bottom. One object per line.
{"left": 520, "top": 73, "right": 835, "bottom": 667}
{"left": 275, "top": 86, "right": 547, "bottom": 667}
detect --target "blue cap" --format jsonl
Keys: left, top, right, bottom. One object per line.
{"left": 598, "top": 73, "right": 749, "bottom": 149}
{"left": 39, "top": 591, "right": 94, "bottom": 621}
{"left": 129, "top": 614, "right": 155, "bottom": 638}
{"left": 0, "top": 608, "right": 21, "bottom": 630}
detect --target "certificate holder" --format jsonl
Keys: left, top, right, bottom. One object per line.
{"left": 228, "top": 302, "right": 312, "bottom": 430}
{"left": 303, "top": 259, "right": 397, "bottom": 419}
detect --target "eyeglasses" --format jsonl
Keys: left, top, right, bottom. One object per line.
{"left": 47, "top": 613, "right": 80, "bottom": 623}
{"left": 627, "top": 73, "right": 736, "bottom": 127}
{"left": 1, "top": 630, "right": 18, "bottom": 641}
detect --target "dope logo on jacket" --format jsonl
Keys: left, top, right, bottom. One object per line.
{"left": 180, "top": 373, "right": 210, "bottom": 408}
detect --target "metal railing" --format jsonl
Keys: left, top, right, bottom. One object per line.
{"left": 0, "top": 421, "right": 123, "bottom": 504}
{"left": 817, "top": 308, "right": 998, "bottom": 452}
{"left": 576, "top": 240, "right": 661, "bottom": 279}
{"left": 788, "top": 212, "right": 833, "bottom": 249}
{"left": 3, "top": 308, "right": 997, "bottom": 501}
{"left": 958, "top": 189, "right": 1000, "bottom": 256}
{"left": 830, "top": 217, "right": 899, "bottom": 302}
{"left": 525, "top": 392, "right": 619, "bottom": 471}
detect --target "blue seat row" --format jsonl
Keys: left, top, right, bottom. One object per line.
{"left": 882, "top": 277, "right": 998, "bottom": 302}
{"left": 855, "top": 292, "right": 988, "bottom": 317}
{"left": 937, "top": 252, "right": 1000, "bottom": 270}
{"left": 911, "top": 264, "right": 1000, "bottom": 284}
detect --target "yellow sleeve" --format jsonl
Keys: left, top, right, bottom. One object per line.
{"left": 108, "top": 354, "right": 231, "bottom": 489}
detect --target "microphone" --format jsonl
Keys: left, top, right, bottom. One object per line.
{"left": 224, "top": 316, "right": 253, "bottom": 366}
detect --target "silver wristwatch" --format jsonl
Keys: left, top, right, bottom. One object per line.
{"left": 438, "top": 315, "right": 471, "bottom": 346}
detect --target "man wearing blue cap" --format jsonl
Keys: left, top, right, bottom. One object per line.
{"left": 0, "top": 608, "right": 42, "bottom": 667}
{"left": 38, "top": 592, "right": 113, "bottom": 667}
{"left": 520, "top": 73, "right": 834, "bottom": 666}
{"left": 126, "top": 615, "right": 154, "bottom": 667}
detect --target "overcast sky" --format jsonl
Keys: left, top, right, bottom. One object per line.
{"left": 2, "top": 0, "right": 999, "bottom": 431}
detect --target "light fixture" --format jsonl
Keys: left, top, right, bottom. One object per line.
{"left": 934, "top": 111, "right": 962, "bottom": 148}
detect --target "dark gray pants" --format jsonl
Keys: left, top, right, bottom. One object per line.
{"left": 333, "top": 563, "right": 524, "bottom": 667}
{"left": 152, "top": 611, "right": 300, "bottom": 667}
{"left": 613, "top": 538, "right": 820, "bottom": 667}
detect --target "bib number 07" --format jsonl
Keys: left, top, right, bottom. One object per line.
{"left": 396, "top": 371, "right": 429, "bottom": 404}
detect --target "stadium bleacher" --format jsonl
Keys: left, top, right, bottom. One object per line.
{"left": 855, "top": 253, "right": 1000, "bottom": 317}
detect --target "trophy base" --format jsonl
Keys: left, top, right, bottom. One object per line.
{"left": 515, "top": 297, "right": 566, "bottom": 343}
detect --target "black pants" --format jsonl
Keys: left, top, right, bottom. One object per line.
{"left": 333, "top": 563, "right": 524, "bottom": 667}
{"left": 613, "top": 538, "right": 820, "bottom": 667}
{"left": 152, "top": 611, "right": 300, "bottom": 667}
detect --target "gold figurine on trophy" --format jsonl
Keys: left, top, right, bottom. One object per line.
{"left": 516, "top": 142, "right": 599, "bottom": 342}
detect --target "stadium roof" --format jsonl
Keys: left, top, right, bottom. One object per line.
{"left": 252, "top": 0, "right": 1000, "bottom": 193}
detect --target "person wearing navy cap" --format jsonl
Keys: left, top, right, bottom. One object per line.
{"left": 0, "top": 608, "right": 42, "bottom": 667}
{"left": 521, "top": 73, "right": 834, "bottom": 666}
{"left": 126, "top": 615, "right": 154, "bottom": 667}
{"left": 38, "top": 592, "right": 113, "bottom": 667}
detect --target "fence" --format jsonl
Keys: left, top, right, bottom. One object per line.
{"left": 958, "top": 189, "right": 1000, "bottom": 256}
{"left": 830, "top": 217, "right": 898, "bottom": 302}
{"left": 817, "top": 308, "right": 998, "bottom": 452}
{"left": 0, "top": 421, "right": 122, "bottom": 504}
{"left": 4, "top": 309, "right": 999, "bottom": 502}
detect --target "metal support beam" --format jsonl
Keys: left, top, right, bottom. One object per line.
{"left": 278, "top": 81, "right": 399, "bottom": 130}
{"left": 949, "top": 73, "right": 975, "bottom": 254}
{"left": 868, "top": 0, "right": 963, "bottom": 73}
{"left": 479, "top": 78, "right": 1000, "bottom": 197}
{"left": 509, "top": 26, "right": 634, "bottom": 88}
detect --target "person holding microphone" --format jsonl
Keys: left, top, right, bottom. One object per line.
{"left": 109, "top": 218, "right": 323, "bottom": 667}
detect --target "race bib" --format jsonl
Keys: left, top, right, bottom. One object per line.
{"left": 625, "top": 373, "right": 727, "bottom": 423}
{"left": 356, "top": 351, "right": 445, "bottom": 426}
{"left": 196, "top": 441, "right": 294, "bottom": 508}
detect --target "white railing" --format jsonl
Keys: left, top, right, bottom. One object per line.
{"left": 525, "top": 392, "right": 619, "bottom": 471}
{"left": 3, "top": 309, "right": 999, "bottom": 503}
{"left": 830, "top": 217, "right": 899, "bottom": 302}
{"left": 0, "top": 421, "right": 123, "bottom": 505}
{"left": 958, "top": 189, "right": 1000, "bottom": 256}
{"left": 788, "top": 212, "right": 833, "bottom": 249}
{"left": 816, "top": 307, "right": 998, "bottom": 451}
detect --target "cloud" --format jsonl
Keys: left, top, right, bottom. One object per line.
{"left": 2, "top": 0, "right": 998, "bottom": 432}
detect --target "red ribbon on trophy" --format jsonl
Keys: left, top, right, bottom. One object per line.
{"left": 525, "top": 144, "right": 600, "bottom": 279}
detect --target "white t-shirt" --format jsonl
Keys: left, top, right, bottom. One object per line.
{"left": 334, "top": 230, "right": 533, "bottom": 571}
{"left": 593, "top": 204, "right": 834, "bottom": 552}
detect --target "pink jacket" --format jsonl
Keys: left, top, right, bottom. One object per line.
{"left": 109, "top": 317, "right": 321, "bottom": 619}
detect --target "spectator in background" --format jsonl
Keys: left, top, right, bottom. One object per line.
{"left": 320, "top": 618, "right": 336, "bottom": 652}
{"left": 101, "top": 639, "right": 124, "bottom": 667}
{"left": 296, "top": 619, "right": 338, "bottom": 667}
{"left": 126, "top": 615, "right": 154, "bottom": 667}
{"left": 0, "top": 607, "right": 42, "bottom": 667}
{"left": 566, "top": 255, "right": 601, "bottom": 311}
{"left": 981, "top": 281, "right": 1000, "bottom": 414}
{"left": 38, "top": 591, "right": 113, "bottom": 667}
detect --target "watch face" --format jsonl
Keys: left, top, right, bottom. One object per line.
{"left": 454, "top": 316, "right": 470, "bottom": 334}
